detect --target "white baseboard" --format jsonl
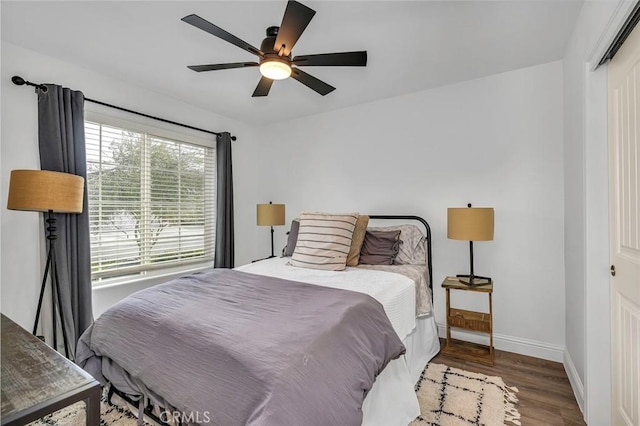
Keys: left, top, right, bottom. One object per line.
{"left": 436, "top": 322, "right": 564, "bottom": 362}
{"left": 563, "top": 349, "right": 585, "bottom": 414}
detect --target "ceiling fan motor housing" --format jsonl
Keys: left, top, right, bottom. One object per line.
{"left": 266, "top": 26, "right": 279, "bottom": 37}
{"left": 261, "top": 27, "right": 289, "bottom": 58}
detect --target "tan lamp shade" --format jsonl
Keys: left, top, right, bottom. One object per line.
{"left": 257, "top": 203, "right": 285, "bottom": 226}
{"left": 7, "top": 170, "right": 84, "bottom": 213}
{"left": 447, "top": 207, "right": 494, "bottom": 241}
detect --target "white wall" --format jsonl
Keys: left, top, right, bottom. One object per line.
{"left": 562, "top": 0, "right": 634, "bottom": 423}
{"left": 255, "top": 61, "right": 566, "bottom": 360}
{"left": 0, "top": 42, "right": 263, "bottom": 327}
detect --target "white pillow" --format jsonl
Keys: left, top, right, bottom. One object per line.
{"left": 289, "top": 212, "right": 358, "bottom": 271}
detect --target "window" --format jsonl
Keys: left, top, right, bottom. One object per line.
{"left": 85, "top": 118, "right": 215, "bottom": 284}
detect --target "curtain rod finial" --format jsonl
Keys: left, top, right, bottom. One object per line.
{"left": 11, "top": 76, "right": 26, "bottom": 86}
{"left": 11, "top": 75, "right": 47, "bottom": 93}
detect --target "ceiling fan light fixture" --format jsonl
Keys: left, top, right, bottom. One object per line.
{"left": 259, "top": 58, "right": 292, "bottom": 80}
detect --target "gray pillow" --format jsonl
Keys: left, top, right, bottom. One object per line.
{"left": 358, "top": 230, "right": 401, "bottom": 265}
{"left": 283, "top": 219, "right": 300, "bottom": 257}
{"left": 368, "top": 225, "right": 426, "bottom": 264}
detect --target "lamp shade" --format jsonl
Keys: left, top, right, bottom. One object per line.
{"left": 7, "top": 170, "right": 84, "bottom": 213}
{"left": 447, "top": 207, "right": 494, "bottom": 241}
{"left": 257, "top": 203, "right": 285, "bottom": 226}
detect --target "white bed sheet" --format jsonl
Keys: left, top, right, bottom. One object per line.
{"left": 236, "top": 257, "right": 417, "bottom": 340}
{"left": 236, "top": 257, "right": 440, "bottom": 426}
{"left": 363, "top": 316, "right": 440, "bottom": 426}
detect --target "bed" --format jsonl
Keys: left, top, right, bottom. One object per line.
{"left": 77, "top": 215, "right": 440, "bottom": 426}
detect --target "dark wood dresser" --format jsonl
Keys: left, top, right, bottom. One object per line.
{"left": 1, "top": 314, "right": 100, "bottom": 425}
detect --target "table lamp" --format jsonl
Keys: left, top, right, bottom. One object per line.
{"left": 257, "top": 202, "right": 285, "bottom": 259}
{"left": 447, "top": 203, "right": 494, "bottom": 286}
{"left": 7, "top": 169, "right": 84, "bottom": 357}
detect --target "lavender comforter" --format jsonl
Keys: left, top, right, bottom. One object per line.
{"left": 77, "top": 269, "right": 405, "bottom": 426}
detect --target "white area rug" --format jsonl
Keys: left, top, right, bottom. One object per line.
{"left": 411, "top": 363, "right": 521, "bottom": 426}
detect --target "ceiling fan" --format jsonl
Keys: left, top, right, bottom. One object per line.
{"left": 182, "top": 1, "right": 367, "bottom": 97}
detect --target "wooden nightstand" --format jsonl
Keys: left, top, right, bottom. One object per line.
{"left": 441, "top": 276, "right": 494, "bottom": 365}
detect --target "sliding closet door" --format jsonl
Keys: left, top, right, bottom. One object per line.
{"left": 608, "top": 19, "right": 640, "bottom": 426}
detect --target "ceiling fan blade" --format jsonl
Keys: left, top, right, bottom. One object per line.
{"left": 188, "top": 62, "right": 259, "bottom": 72}
{"left": 182, "top": 14, "right": 263, "bottom": 57}
{"left": 252, "top": 77, "right": 274, "bottom": 97}
{"left": 292, "top": 51, "right": 368, "bottom": 67}
{"left": 274, "top": 1, "right": 316, "bottom": 57}
{"left": 290, "top": 68, "right": 335, "bottom": 96}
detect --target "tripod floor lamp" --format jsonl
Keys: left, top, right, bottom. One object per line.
{"left": 7, "top": 170, "right": 84, "bottom": 358}
{"left": 257, "top": 202, "right": 285, "bottom": 259}
{"left": 447, "top": 203, "right": 495, "bottom": 286}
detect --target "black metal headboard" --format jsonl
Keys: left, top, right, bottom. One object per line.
{"left": 368, "top": 215, "right": 433, "bottom": 293}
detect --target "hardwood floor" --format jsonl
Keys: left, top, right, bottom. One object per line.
{"left": 431, "top": 339, "right": 585, "bottom": 425}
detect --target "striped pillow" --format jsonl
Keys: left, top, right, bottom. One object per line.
{"left": 290, "top": 212, "right": 358, "bottom": 271}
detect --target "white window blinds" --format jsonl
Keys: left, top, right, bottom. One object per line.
{"left": 85, "top": 120, "right": 215, "bottom": 283}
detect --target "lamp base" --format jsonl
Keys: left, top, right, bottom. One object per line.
{"left": 251, "top": 255, "right": 277, "bottom": 263}
{"left": 456, "top": 274, "right": 492, "bottom": 286}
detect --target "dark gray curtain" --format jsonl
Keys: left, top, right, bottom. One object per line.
{"left": 38, "top": 84, "right": 92, "bottom": 356}
{"left": 214, "top": 132, "right": 234, "bottom": 268}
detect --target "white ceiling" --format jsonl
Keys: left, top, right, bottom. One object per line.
{"left": 1, "top": 1, "right": 582, "bottom": 126}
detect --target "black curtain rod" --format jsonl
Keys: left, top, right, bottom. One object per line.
{"left": 11, "top": 76, "right": 236, "bottom": 141}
